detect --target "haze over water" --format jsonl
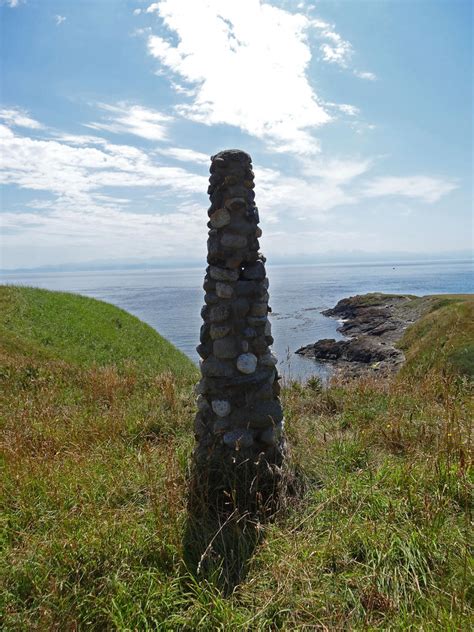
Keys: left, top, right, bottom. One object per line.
{"left": 2, "top": 259, "right": 472, "bottom": 381}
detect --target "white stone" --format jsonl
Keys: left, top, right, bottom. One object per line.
{"left": 216, "top": 282, "right": 234, "bottom": 299}
{"left": 236, "top": 353, "right": 257, "bottom": 374}
{"left": 212, "top": 399, "right": 231, "bottom": 417}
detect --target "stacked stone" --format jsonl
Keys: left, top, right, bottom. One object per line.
{"left": 194, "top": 149, "right": 285, "bottom": 473}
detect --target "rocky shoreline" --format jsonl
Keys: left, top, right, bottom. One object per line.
{"left": 296, "top": 293, "right": 435, "bottom": 378}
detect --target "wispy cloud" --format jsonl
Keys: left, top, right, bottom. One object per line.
{"left": 2, "top": 0, "right": 23, "bottom": 7}
{"left": 154, "top": 146, "right": 210, "bottom": 165}
{"left": 54, "top": 14, "right": 66, "bottom": 26}
{"left": 354, "top": 70, "right": 377, "bottom": 81}
{"left": 363, "top": 176, "right": 457, "bottom": 203}
{"left": 0, "top": 107, "right": 43, "bottom": 129}
{"left": 145, "top": 0, "right": 331, "bottom": 154}
{"left": 311, "top": 18, "right": 377, "bottom": 81}
{"left": 85, "top": 102, "right": 172, "bottom": 141}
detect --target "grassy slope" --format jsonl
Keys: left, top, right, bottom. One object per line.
{"left": 1, "top": 288, "right": 472, "bottom": 630}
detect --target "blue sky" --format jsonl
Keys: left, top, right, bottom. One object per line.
{"left": 0, "top": 0, "right": 472, "bottom": 269}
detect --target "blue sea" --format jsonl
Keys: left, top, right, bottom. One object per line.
{"left": 2, "top": 259, "right": 472, "bottom": 381}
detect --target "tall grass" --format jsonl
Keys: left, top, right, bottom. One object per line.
{"left": 1, "top": 288, "right": 472, "bottom": 629}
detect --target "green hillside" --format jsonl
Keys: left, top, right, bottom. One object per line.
{"left": 1, "top": 288, "right": 472, "bottom": 630}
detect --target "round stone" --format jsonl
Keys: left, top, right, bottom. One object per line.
{"left": 223, "top": 429, "right": 254, "bottom": 449}
{"left": 255, "top": 227, "right": 262, "bottom": 238}
{"left": 210, "top": 208, "right": 231, "bottom": 228}
{"left": 209, "top": 266, "right": 239, "bottom": 282}
{"left": 216, "top": 282, "right": 234, "bottom": 299}
{"left": 212, "top": 399, "right": 231, "bottom": 417}
{"left": 236, "top": 353, "right": 257, "bottom": 374}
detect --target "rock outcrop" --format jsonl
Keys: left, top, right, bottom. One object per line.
{"left": 296, "top": 293, "right": 432, "bottom": 378}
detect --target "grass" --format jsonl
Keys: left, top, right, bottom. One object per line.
{"left": 1, "top": 287, "right": 472, "bottom": 630}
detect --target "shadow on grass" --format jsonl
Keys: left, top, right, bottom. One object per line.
{"left": 183, "top": 452, "right": 301, "bottom": 594}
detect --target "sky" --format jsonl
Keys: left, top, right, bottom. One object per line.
{"left": 0, "top": 0, "right": 472, "bottom": 270}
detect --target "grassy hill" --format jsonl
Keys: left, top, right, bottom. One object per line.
{"left": 1, "top": 287, "right": 472, "bottom": 630}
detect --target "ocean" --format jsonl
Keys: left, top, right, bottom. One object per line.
{"left": 2, "top": 259, "right": 472, "bottom": 381}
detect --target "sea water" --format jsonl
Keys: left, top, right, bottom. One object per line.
{"left": 2, "top": 259, "right": 472, "bottom": 381}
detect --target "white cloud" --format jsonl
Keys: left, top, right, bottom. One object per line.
{"left": 3, "top": 0, "right": 23, "bottom": 7}
{"left": 319, "top": 32, "right": 352, "bottom": 67}
{"left": 0, "top": 107, "right": 43, "bottom": 129}
{"left": 145, "top": 0, "right": 330, "bottom": 154}
{"left": 354, "top": 70, "right": 377, "bottom": 81}
{"left": 54, "top": 15, "right": 66, "bottom": 25}
{"left": 85, "top": 102, "right": 172, "bottom": 141}
{"left": 363, "top": 176, "right": 457, "bottom": 203}
{"left": 154, "top": 146, "right": 210, "bottom": 164}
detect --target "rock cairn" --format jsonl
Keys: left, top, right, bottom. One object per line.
{"left": 193, "top": 149, "right": 285, "bottom": 503}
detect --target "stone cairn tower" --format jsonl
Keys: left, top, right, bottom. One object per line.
{"left": 193, "top": 149, "right": 285, "bottom": 514}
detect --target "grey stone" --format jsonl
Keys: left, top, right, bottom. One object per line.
{"left": 209, "top": 266, "right": 239, "bottom": 282}
{"left": 223, "top": 429, "right": 254, "bottom": 449}
{"left": 255, "top": 227, "right": 262, "bottom": 238}
{"left": 215, "top": 282, "right": 234, "bottom": 299}
{"left": 213, "top": 336, "right": 239, "bottom": 359}
{"left": 210, "top": 208, "right": 231, "bottom": 228}
{"left": 232, "top": 297, "right": 250, "bottom": 319}
{"left": 204, "top": 292, "right": 219, "bottom": 305}
{"left": 201, "top": 356, "right": 234, "bottom": 378}
{"left": 247, "top": 315, "right": 268, "bottom": 328}
{"left": 242, "top": 261, "right": 265, "bottom": 280}
{"left": 264, "top": 320, "right": 272, "bottom": 336}
{"left": 209, "top": 304, "right": 230, "bottom": 323}
{"left": 231, "top": 400, "right": 284, "bottom": 429}
{"left": 250, "top": 302, "right": 268, "bottom": 317}
{"left": 243, "top": 327, "right": 257, "bottom": 338}
{"left": 212, "top": 399, "right": 231, "bottom": 417}
{"left": 196, "top": 342, "right": 212, "bottom": 359}
{"left": 236, "top": 353, "right": 257, "bottom": 374}
{"left": 210, "top": 324, "right": 231, "bottom": 340}
{"left": 259, "top": 351, "right": 278, "bottom": 367}
{"left": 235, "top": 280, "right": 257, "bottom": 296}
{"left": 252, "top": 336, "right": 268, "bottom": 354}
{"left": 213, "top": 418, "right": 232, "bottom": 434}
{"left": 221, "top": 232, "right": 248, "bottom": 249}
{"left": 259, "top": 422, "right": 283, "bottom": 446}
{"left": 196, "top": 395, "right": 211, "bottom": 413}
{"left": 241, "top": 340, "right": 249, "bottom": 352}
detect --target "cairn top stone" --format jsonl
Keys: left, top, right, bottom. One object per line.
{"left": 211, "top": 149, "right": 252, "bottom": 165}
